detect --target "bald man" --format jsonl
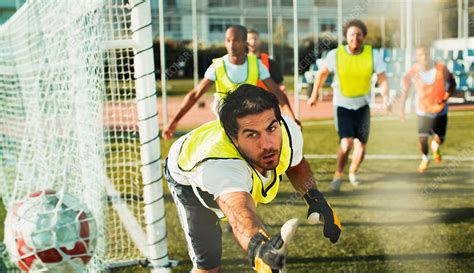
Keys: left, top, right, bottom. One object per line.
{"left": 162, "top": 25, "right": 296, "bottom": 140}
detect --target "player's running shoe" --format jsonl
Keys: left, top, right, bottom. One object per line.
{"left": 417, "top": 159, "right": 430, "bottom": 173}
{"left": 330, "top": 176, "right": 343, "bottom": 192}
{"left": 349, "top": 172, "right": 360, "bottom": 187}
{"left": 432, "top": 148, "right": 442, "bottom": 162}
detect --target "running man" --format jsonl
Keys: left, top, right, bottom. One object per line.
{"left": 165, "top": 85, "right": 341, "bottom": 272}
{"left": 247, "top": 29, "right": 287, "bottom": 93}
{"left": 162, "top": 25, "right": 296, "bottom": 140}
{"left": 307, "top": 19, "right": 390, "bottom": 192}
{"left": 400, "top": 45, "right": 456, "bottom": 172}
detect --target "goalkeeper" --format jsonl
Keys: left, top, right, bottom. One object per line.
{"left": 165, "top": 84, "right": 341, "bottom": 272}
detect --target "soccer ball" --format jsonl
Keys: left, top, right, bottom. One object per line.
{"left": 4, "top": 189, "right": 97, "bottom": 272}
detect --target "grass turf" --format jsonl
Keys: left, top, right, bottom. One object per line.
{"left": 163, "top": 111, "right": 474, "bottom": 272}
{"left": 1, "top": 111, "right": 473, "bottom": 272}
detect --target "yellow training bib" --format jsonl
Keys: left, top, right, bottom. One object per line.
{"left": 336, "top": 44, "right": 373, "bottom": 97}
{"left": 177, "top": 119, "right": 293, "bottom": 207}
{"left": 213, "top": 55, "right": 259, "bottom": 99}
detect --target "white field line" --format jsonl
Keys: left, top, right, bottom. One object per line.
{"left": 304, "top": 154, "right": 474, "bottom": 161}
{"left": 303, "top": 111, "right": 474, "bottom": 127}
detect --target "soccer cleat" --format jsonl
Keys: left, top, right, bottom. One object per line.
{"left": 417, "top": 159, "right": 430, "bottom": 173}
{"left": 431, "top": 140, "right": 442, "bottom": 162}
{"left": 330, "top": 176, "right": 343, "bottom": 192}
{"left": 432, "top": 149, "right": 442, "bottom": 163}
{"left": 349, "top": 172, "right": 360, "bottom": 187}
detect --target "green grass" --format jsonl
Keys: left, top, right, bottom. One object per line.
{"left": 0, "top": 204, "right": 4, "bottom": 242}
{"left": 163, "top": 111, "right": 474, "bottom": 272}
{"left": 1, "top": 111, "right": 473, "bottom": 272}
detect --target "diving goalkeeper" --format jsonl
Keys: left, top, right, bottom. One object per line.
{"left": 165, "top": 84, "right": 341, "bottom": 272}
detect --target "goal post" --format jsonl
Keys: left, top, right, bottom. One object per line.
{"left": 130, "top": 0, "right": 169, "bottom": 271}
{"left": 0, "top": 0, "right": 170, "bottom": 272}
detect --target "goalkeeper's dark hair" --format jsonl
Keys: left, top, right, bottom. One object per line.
{"left": 219, "top": 84, "right": 282, "bottom": 139}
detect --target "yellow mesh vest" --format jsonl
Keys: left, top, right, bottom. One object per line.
{"left": 178, "top": 119, "right": 292, "bottom": 205}
{"left": 213, "top": 55, "right": 259, "bottom": 99}
{"left": 336, "top": 44, "right": 373, "bottom": 97}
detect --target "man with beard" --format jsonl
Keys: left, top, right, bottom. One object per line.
{"left": 165, "top": 84, "right": 341, "bottom": 273}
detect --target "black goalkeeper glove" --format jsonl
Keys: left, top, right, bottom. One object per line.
{"left": 247, "top": 230, "right": 286, "bottom": 273}
{"left": 304, "top": 188, "right": 342, "bottom": 243}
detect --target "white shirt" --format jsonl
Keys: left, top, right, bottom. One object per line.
{"left": 205, "top": 54, "right": 272, "bottom": 115}
{"left": 324, "top": 45, "right": 386, "bottom": 110}
{"left": 204, "top": 54, "right": 271, "bottom": 82}
{"left": 166, "top": 115, "right": 303, "bottom": 199}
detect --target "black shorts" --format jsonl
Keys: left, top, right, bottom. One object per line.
{"left": 164, "top": 161, "right": 222, "bottom": 270}
{"left": 335, "top": 105, "right": 371, "bottom": 144}
{"left": 417, "top": 114, "right": 447, "bottom": 140}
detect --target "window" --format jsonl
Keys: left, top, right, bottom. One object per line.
{"left": 209, "top": 18, "right": 240, "bottom": 33}
{"left": 208, "top": 0, "right": 221, "bottom": 7}
{"left": 320, "top": 19, "right": 336, "bottom": 33}
{"left": 165, "top": 0, "right": 176, "bottom": 8}
{"left": 165, "top": 17, "right": 181, "bottom": 32}
{"left": 208, "top": 0, "right": 238, "bottom": 7}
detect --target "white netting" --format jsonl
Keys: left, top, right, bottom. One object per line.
{"left": 0, "top": 0, "right": 163, "bottom": 271}
{"left": 4, "top": 190, "right": 98, "bottom": 272}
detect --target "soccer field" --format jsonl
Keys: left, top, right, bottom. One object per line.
{"left": 1, "top": 111, "right": 473, "bottom": 272}
{"left": 162, "top": 111, "right": 474, "bottom": 273}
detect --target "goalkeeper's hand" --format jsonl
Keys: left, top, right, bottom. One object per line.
{"left": 304, "top": 188, "right": 342, "bottom": 243}
{"left": 247, "top": 230, "right": 286, "bottom": 273}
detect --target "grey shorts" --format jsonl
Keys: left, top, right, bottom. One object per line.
{"left": 164, "top": 160, "right": 222, "bottom": 270}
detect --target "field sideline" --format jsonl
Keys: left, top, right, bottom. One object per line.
{"left": 1, "top": 111, "right": 473, "bottom": 272}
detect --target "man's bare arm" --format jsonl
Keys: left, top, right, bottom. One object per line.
{"left": 216, "top": 192, "right": 266, "bottom": 251}
{"left": 400, "top": 71, "right": 413, "bottom": 119}
{"left": 377, "top": 72, "right": 390, "bottom": 112}
{"left": 444, "top": 69, "right": 456, "bottom": 100}
{"left": 162, "top": 78, "right": 214, "bottom": 140}
{"left": 262, "top": 78, "right": 297, "bottom": 121}
{"left": 307, "top": 65, "right": 330, "bottom": 107}
{"left": 286, "top": 158, "right": 342, "bottom": 243}
{"left": 285, "top": 158, "right": 317, "bottom": 195}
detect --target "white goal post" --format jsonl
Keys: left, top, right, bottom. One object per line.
{"left": 0, "top": 0, "right": 170, "bottom": 272}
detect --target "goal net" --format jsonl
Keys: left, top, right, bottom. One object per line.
{"left": 0, "top": 0, "right": 169, "bottom": 272}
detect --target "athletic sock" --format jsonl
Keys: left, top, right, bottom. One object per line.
{"left": 431, "top": 140, "right": 440, "bottom": 152}
{"left": 422, "top": 154, "right": 429, "bottom": 161}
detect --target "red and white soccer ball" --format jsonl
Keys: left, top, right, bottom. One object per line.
{"left": 4, "top": 189, "right": 97, "bottom": 272}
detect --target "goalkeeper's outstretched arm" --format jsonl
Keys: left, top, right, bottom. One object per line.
{"left": 286, "top": 158, "right": 342, "bottom": 243}
{"left": 216, "top": 192, "right": 289, "bottom": 272}
{"left": 216, "top": 192, "right": 265, "bottom": 250}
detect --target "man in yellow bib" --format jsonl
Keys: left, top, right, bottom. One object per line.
{"left": 307, "top": 19, "right": 389, "bottom": 192}
{"left": 162, "top": 25, "right": 296, "bottom": 140}
{"left": 400, "top": 45, "right": 456, "bottom": 172}
{"left": 165, "top": 84, "right": 341, "bottom": 272}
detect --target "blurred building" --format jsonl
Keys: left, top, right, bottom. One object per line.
{"left": 151, "top": 0, "right": 338, "bottom": 44}
{"left": 150, "top": 0, "right": 473, "bottom": 48}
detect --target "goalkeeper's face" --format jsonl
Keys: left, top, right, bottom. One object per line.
{"left": 231, "top": 109, "right": 282, "bottom": 174}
